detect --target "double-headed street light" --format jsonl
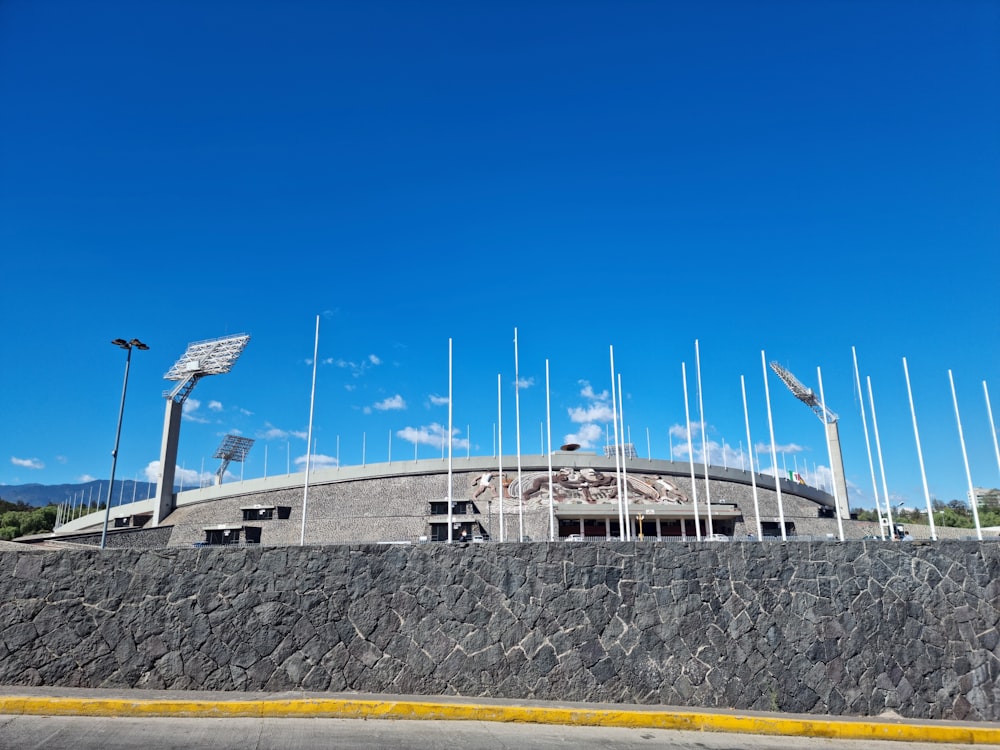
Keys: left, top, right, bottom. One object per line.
{"left": 100, "top": 338, "right": 149, "bottom": 550}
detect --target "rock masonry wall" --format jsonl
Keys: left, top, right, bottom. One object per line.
{"left": 1, "top": 540, "right": 997, "bottom": 721}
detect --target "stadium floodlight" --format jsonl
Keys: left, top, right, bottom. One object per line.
{"left": 163, "top": 334, "right": 251, "bottom": 404}
{"left": 769, "top": 361, "right": 838, "bottom": 424}
{"left": 214, "top": 434, "right": 255, "bottom": 485}
{"left": 100, "top": 338, "right": 148, "bottom": 550}
{"left": 769, "top": 361, "right": 850, "bottom": 520}
{"left": 153, "top": 334, "right": 250, "bottom": 525}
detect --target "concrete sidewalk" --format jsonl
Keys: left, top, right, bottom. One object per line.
{"left": 1, "top": 686, "right": 998, "bottom": 746}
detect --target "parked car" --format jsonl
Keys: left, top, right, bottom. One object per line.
{"left": 565, "top": 533, "right": 585, "bottom": 542}
{"left": 705, "top": 534, "right": 729, "bottom": 542}
{"left": 472, "top": 535, "right": 485, "bottom": 543}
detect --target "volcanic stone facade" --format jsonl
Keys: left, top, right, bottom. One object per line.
{"left": 1, "top": 541, "right": 997, "bottom": 721}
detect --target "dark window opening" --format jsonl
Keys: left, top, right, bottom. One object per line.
{"left": 760, "top": 521, "right": 796, "bottom": 537}
{"left": 242, "top": 507, "right": 274, "bottom": 521}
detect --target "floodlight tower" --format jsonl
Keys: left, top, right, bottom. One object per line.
{"left": 769, "top": 361, "right": 850, "bottom": 520}
{"left": 153, "top": 334, "right": 250, "bottom": 524}
{"left": 214, "top": 434, "right": 255, "bottom": 485}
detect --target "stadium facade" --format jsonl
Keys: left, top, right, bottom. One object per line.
{"left": 44, "top": 447, "right": 969, "bottom": 548}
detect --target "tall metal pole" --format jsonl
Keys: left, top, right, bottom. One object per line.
{"left": 903, "top": 357, "right": 937, "bottom": 540}
{"left": 447, "top": 338, "right": 454, "bottom": 543}
{"left": 100, "top": 338, "right": 147, "bottom": 550}
{"left": 762, "top": 350, "right": 786, "bottom": 541}
{"left": 817, "top": 367, "right": 844, "bottom": 541}
{"left": 497, "top": 373, "right": 504, "bottom": 542}
{"left": 867, "top": 376, "right": 896, "bottom": 539}
{"left": 682, "top": 362, "right": 701, "bottom": 541}
{"left": 853, "top": 347, "right": 885, "bottom": 539}
{"left": 695, "top": 340, "right": 714, "bottom": 535}
{"left": 546, "top": 360, "right": 555, "bottom": 541}
{"left": 514, "top": 328, "right": 524, "bottom": 542}
{"left": 949, "top": 370, "right": 982, "bottom": 540}
{"left": 617, "top": 372, "right": 631, "bottom": 540}
{"left": 985, "top": 381, "right": 1000, "bottom": 480}
{"left": 300, "top": 315, "right": 319, "bottom": 546}
{"left": 610, "top": 346, "right": 625, "bottom": 539}
{"left": 741, "top": 375, "right": 763, "bottom": 540}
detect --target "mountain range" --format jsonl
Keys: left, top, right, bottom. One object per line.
{"left": 0, "top": 480, "right": 159, "bottom": 508}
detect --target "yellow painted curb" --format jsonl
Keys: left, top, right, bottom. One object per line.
{"left": 2, "top": 695, "right": 999, "bottom": 745}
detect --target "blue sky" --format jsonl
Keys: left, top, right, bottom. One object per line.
{"left": 2, "top": 0, "right": 998, "bottom": 512}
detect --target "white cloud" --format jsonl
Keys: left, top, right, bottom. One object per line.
{"left": 294, "top": 453, "right": 338, "bottom": 469}
{"left": 396, "top": 423, "right": 468, "bottom": 451}
{"left": 568, "top": 403, "right": 615, "bottom": 424}
{"left": 181, "top": 398, "right": 211, "bottom": 424}
{"left": 516, "top": 376, "right": 535, "bottom": 389}
{"left": 579, "top": 380, "right": 608, "bottom": 401}
{"left": 78, "top": 474, "right": 95, "bottom": 483}
{"left": 428, "top": 394, "right": 450, "bottom": 406}
{"left": 11, "top": 456, "right": 43, "bottom": 469}
{"left": 56, "top": 455, "right": 68, "bottom": 464}
{"left": 332, "top": 355, "right": 381, "bottom": 378}
{"left": 208, "top": 400, "right": 223, "bottom": 412}
{"left": 563, "top": 423, "right": 603, "bottom": 449}
{"left": 373, "top": 394, "right": 406, "bottom": 411}
{"left": 258, "top": 423, "right": 289, "bottom": 440}
{"left": 142, "top": 461, "right": 213, "bottom": 488}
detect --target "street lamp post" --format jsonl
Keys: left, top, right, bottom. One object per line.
{"left": 100, "top": 338, "right": 148, "bottom": 549}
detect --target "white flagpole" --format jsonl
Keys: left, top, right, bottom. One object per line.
{"left": 741, "top": 375, "right": 763, "bottom": 540}
{"left": 853, "top": 347, "right": 885, "bottom": 539}
{"left": 300, "top": 314, "right": 319, "bottom": 546}
{"left": 610, "top": 345, "right": 625, "bottom": 539}
{"left": 646, "top": 427, "right": 651, "bottom": 460}
{"left": 695, "top": 340, "right": 714, "bottom": 536}
{"left": 867, "top": 376, "right": 896, "bottom": 539}
{"left": 817, "top": 367, "right": 844, "bottom": 541}
{"left": 514, "top": 328, "right": 524, "bottom": 542}
{"left": 903, "top": 357, "right": 937, "bottom": 540}
{"left": 682, "top": 362, "right": 701, "bottom": 540}
{"left": 618, "top": 372, "right": 631, "bottom": 540}
{"left": 985, "top": 381, "right": 1000, "bottom": 479}
{"left": 950, "top": 370, "right": 982, "bottom": 540}
{"left": 498, "top": 373, "right": 504, "bottom": 542}
{"left": 448, "top": 338, "right": 454, "bottom": 543}
{"left": 762, "top": 350, "right": 786, "bottom": 541}
{"left": 546, "top": 359, "right": 555, "bottom": 542}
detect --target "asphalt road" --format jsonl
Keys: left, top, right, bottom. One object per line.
{"left": 0, "top": 715, "right": 993, "bottom": 750}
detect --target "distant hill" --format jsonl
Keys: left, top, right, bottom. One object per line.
{"left": 0, "top": 480, "right": 158, "bottom": 507}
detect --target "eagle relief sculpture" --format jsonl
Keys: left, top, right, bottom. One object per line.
{"left": 507, "top": 469, "right": 688, "bottom": 506}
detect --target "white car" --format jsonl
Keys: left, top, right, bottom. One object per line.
{"left": 705, "top": 534, "right": 729, "bottom": 542}
{"left": 565, "top": 533, "right": 585, "bottom": 542}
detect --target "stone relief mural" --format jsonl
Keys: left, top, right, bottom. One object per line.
{"left": 497, "top": 469, "right": 689, "bottom": 506}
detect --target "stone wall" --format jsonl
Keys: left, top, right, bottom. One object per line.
{"left": 1, "top": 541, "right": 997, "bottom": 721}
